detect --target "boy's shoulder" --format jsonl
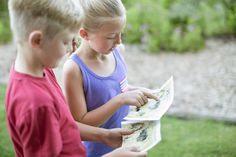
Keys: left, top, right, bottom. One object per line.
{"left": 6, "top": 67, "right": 57, "bottom": 108}
{"left": 6, "top": 68, "right": 61, "bottom": 122}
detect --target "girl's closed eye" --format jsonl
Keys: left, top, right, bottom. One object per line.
{"left": 106, "top": 36, "right": 116, "bottom": 39}
{"left": 106, "top": 32, "right": 123, "bottom": 40}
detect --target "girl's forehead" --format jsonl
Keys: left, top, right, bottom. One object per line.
{"left": 100, "top": 17, "right": 126, "bottom": 33}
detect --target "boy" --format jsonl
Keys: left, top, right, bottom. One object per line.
{"left": 5, "top": 0, "right": 147, "bottom": 156}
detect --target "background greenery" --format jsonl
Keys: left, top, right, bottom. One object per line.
{"left": 1, "top": 84, "right": 236, "bottom": 157}
{"left": 0, "top": 85, "right": 14, "bottom": 157}
{"left": 123, "top": 0, "right": 236, "bottom": 52}
{"left": 1, "top": 0, "right": 236, "bottom": 52}
{"left": 1, "top": 0, "right": 236, "bottom": 156}
{"left": 0, "top": 0, "right": 11, "bottom": 44}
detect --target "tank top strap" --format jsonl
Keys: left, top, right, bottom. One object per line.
{"left": 113, "top": 47, "right": 127, "bottom": 71}
{"left": 70, "top": 53, "right": 87, "bottom": 71}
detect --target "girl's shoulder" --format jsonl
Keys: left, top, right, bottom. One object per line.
{"left": 63, "top": 58, "right": 82, "bottom": 79}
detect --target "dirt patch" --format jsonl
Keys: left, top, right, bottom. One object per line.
{"left": 1, "top": 39, "right": 235, "bottom": 122}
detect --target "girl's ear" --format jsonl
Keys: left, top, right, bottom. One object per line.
{"left": 28, "top": 31, "right": 43, "bottom": 48}
{"left": 79, "top": 28, "right": 89, "bottom": 40}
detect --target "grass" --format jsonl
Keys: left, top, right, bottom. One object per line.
{"left": 149, "top": 117, "right": 236, "bottom": 157}
{"left": 0, "top": 84, "right": 236, "bottom": 157}
{"left": 0, "top": 84, "right": 14, "bottom": 157}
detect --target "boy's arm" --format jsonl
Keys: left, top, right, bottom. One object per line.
{"left": 18, "top": 107, "right": 62, "bottom": 157}
{"left": 78, "top": 123, "right": 147, "bottom": 157}
{"left": 77, "top": 122, "right": 133, "bottom": 148}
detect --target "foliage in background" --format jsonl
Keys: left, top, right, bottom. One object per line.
{"left": 0, "top": 0, "right": 12, "bottom": 44}
{"left": 0, "top": 0, "right": 236, "bottom": 51}
{"left": 123, "top": 0, "right": 236, "bottom": 53}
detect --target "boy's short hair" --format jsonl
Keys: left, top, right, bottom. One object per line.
{"left": 8, "top": 0, "right": 83, "bottom": 44}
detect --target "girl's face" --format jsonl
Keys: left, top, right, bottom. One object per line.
{"left": 39, "top": 29, "right": 75, "bottom": 68}
{"left": 86, "top": 18, "right": 125, "bottom": 54}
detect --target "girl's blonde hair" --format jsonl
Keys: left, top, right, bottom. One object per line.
{"left": 8, "top": 0, "right": 83, "bottom": 44}
{"left": 79, "top": 0, "right": 126, "bottom": 32}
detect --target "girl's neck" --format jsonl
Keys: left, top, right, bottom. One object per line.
{"left": 77, "top": 41, "right": 106, "bottom": 61}
{"left": 15, "top": 44, "right": 44, "bottom": 77}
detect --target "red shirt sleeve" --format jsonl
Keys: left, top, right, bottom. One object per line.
{"left": 17, "top": 106, "right": 62, "bottom": 157}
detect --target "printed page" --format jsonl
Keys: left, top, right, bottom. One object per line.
{"left": 124, "top": 76, "right": 174, "bottom": 120}
{"left": 122, "top": 120, "right": 161, "bottom": 152}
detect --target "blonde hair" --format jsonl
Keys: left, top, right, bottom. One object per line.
{"left": 79, "top": 0, "right": 126, "bottom": 32}
{"left": 8, "top": 0, "right": 83, "bottom": 43}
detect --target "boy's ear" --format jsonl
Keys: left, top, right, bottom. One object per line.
{"left": 28, "top": 31, "right": 43, "bottom": 47}
{"left": 79, "top": 28, "right": 89, "bottom": 40}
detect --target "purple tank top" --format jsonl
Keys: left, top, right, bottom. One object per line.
{"left": 70, "top": 48, "right": 129, "bottom": 157}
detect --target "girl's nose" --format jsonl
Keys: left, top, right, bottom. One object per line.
{"left": 116, "top": 34, "right": 122, "bottom": 44}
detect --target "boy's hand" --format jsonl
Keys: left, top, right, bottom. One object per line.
{"left": 103, "top": 147, "right": 147, "bottom": 157}
{"left": 102, "top": 128, "right": 134, "bottom": 148}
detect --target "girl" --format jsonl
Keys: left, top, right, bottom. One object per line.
{"left": 63, "top": 0, "right": 157, "bottom": 156}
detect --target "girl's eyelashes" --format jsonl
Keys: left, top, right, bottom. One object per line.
{"left": 107, "top": 32, "right": 123, "bottom": 38}
{"left": 106, "top": 37, "right": 116, "bottom": 39}
{"left": 106, "top": 35, "right": 119, "bottom": 39}
{"left": 106, "top": 34, "right": 116, "bottom": 39}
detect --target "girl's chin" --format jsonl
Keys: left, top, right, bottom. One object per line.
{"left": 101, "top": 50, "right": 112, "bottom": 55}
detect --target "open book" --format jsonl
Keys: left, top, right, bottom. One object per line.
{"left": 122, "top": 76, "right": 174, "bottom": 152}
{"left": 122, "top": 120, "right": 161, "bottom": 152}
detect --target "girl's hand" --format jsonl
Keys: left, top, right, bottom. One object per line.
{"left": 117, "top": 90, "right": 158, "bottom": 107}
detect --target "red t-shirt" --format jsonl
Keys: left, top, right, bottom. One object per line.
{"left": 5, "top": 67, "right": 86, "bottom": 157}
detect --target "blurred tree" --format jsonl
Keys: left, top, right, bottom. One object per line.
{"left": 123, "top": 0, "right": 236, "bottom": 53}
{"left": 223, "top": 0, "right": 236, "bottom": 35}
{"left": 0, "top": 0, "right": 8, "bottom": 12}
{"left": 0, "top": 0, "right": 11, "bottom": 44}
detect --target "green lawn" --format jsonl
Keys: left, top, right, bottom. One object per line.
{"left": 149, "top": 117, "right": 236, "bottom": 157}
{"left": 0, "top": 84, "right": 14, "bottom": 157}
{"left": 0, "top": 84, "right": 236, "bottom": 157}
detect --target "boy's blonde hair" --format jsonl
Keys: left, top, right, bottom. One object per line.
{"left": 79, "top": 0, "right": 126, "bottom": 32}
{"left": 8, "top": 0, "right": 83, "bottom": 44}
